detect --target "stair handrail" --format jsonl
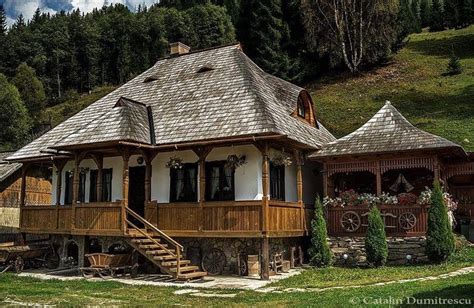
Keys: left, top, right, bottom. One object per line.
{"left": 125, "top": 207, "right": 183, "bottom": 251}
{"left": 126, "top": 219, "right": 178, "bottom": 258}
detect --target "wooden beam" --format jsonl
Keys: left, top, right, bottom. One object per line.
{"left": 376, "top": 160, "right": 382, "bottom": 196}
{"left": 193, "top": 146, "right": 212, "bottom": 232}
{"left": 90, "top": 153, "right": 104, "bottom": 202}
{"left": 259, "top": 142, "right": 270, "bottom": 280}
{"left": 294, "top": 150, "right": 304, "bottom": 231}
{"left": 119, "top": 147, "right": 131, "bottom": 233}
{"left": 260, "top": 237, "right": 270, "bottom": 280}
{"left": 53, "top": 159, "right": 67, "bottom": 206}
{"left": 141, "top": 150, "right": 157, "bottom": 204}
{"left": 322, "top": 163, "right": 328, "bottom": 197}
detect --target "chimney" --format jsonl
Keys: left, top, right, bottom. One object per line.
{"left": 170, "top": 42, "right": 190, "bottom": 56}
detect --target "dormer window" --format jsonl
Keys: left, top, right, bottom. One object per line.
{"left": 144, "top": 76, "right": 159, "bottom": 83}
{"left": 297, "top": 97, "right": 305, "bottom": 118}
{"left": 197, "top": 66, "right": 214, "bottom": 73}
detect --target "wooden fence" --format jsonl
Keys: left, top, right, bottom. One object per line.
{"left": 326, "top": 205, "right": 429, "bottom": 236}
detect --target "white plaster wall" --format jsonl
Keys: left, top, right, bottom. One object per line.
{"left": 285, "top": 164, "right": 298, "bottom": 202}
{"left": 50, "top": 145, "right": 265, "bottom": 205}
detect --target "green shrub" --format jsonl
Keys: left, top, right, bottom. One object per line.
{"left": 365, "top": 206, "right": 388, "bottom": 267}
{"left": 309, "top": 197, "right": 332, "bottom": 267}
{"left": 426, "top": 181, "right": 455, "bottom": 262}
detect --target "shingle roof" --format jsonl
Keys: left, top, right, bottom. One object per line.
{"left": 310, "top": 101, "right": 463, "bottom": 158}
{"left": 0, "top": 152, "right": 21, "bottom": 182}
{"left": 53, "top": 97, "right": 152, "bottom": 147}
{"left": 7, "top": 44, "right": 335, "bottom": 161}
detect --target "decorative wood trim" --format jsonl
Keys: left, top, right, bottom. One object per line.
{"left": 327, "top": 161, "right": 377, "bottom": 177}
{"left": 380, "top": 157, "right": 435, "bottom": 174}
{"left": 445, "top": 162, "right": 474, "bottom": 179}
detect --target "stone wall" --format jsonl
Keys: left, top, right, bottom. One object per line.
{"left": 329, "top": 236, "right": 427, "bottom": 267}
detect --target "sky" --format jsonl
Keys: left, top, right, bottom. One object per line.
{"left": 0, "top": 0, "right": 160, "bottom": 27}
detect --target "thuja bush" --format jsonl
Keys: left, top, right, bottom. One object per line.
{"left": 309, "top": 197, "right": 332, "bottom": 267}
{"left": 365, "top": 206, "right": 388, "bottom": 267}
{"left": 426, "top": 181, "right": 455, "bottom": 262}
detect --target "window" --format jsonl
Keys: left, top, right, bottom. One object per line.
{"left": 78, "top": 172, "right": 86, "bottom": 203}
{"left": 170, "top": 164, "right": 197, "bottom": 202}
{"left": 297, "top": 96, "right": 306, "bottom": 118}
{"left": 270, "top": 163, "right": 285, "bottom": 201}
{"left": 64, "top": 171, "right": 73, "bottom": 205}
{"left": 89, "top": 169, "right": 113, "bottom": 202}
{"left": 205, "top": 161, "right": 235, "bottom": 201}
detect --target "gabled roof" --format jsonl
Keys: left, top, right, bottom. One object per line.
{"left": 53, "top": 97, "right": 152, "bottom": 148}
{"left": 0, "top": 152, "right": 21, "bottom": 182}
{"left": 8, "top": 44, "right": 335, "bottom": 161}
{"left": 310, "top": 101, "right": 464, "bottom": 158}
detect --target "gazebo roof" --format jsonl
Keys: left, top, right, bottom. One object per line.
{"left": 310, "top": 101, "right": 464, "bottom": 158}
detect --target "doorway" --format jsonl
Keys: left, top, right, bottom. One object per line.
{"left": 129, "top": 166, "right": 146, "bottom": 218}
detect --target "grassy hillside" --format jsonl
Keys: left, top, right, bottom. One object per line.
{"left": 310, "top": 26, "right": 474, "bottom": 151}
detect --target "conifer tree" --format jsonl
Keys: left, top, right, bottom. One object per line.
{"left": 0, "top": 5, "right": 6, "bottom": 36}
{"left": 419, "top": 0, "right": 431, "bottom": 27}
{"left": 459, "top": 0, "right": 473, "bottom": 26}
{"left": 12, "top": 63, "right": 47, "bottom": 119}
{"left": 309, "top": 197, "right": 332, "bottom": 267}
{"left": 426, "top": 181, "right": 455, "bottom": 262}
{"left": 365, "top": 206, "right": 388, "bottom": 267}
{"left": 411, "top": 0, "right": 422, "bottom": 32}
{"left": 444, "top": 0, "right": 460, "bottom": 28}
{"left": 429, "top": 0, "right": 445, "bottom": 31}
{"left": 446, "top": 48, "right": 463, "bottom": 75}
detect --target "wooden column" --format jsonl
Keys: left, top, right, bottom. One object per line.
{"left": 143, "top": 151, "right": 157, "bottom": 215}
{"left": 322, "top": 163, "right": 328, "bottom": 197}
{"left": 376, "top": 160, "right": 382, "bottom": 196}
{"left": 193, "top": 147, "right": 212, "bottom": 232}
{"left": 433, "top": 157, "right": 440, "bottom": 183}
{"left": 71, "top": 152, "right": 84, "bottom": 231}
{"left": 91, "top": 154, "right": 104, "bottom": 202}
{"left": 294, "top": 150, "right": 304, "bottom": 232}
{"left": 120, "top": 148, "right": 131, "bottom": 233}
{"left": 258, "top": 142, "right": 270, "bottom": 280}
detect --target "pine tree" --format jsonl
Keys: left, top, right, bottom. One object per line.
{"left": 426, "top": 181, "right": 455, "bottom": 262}
{"left": 309, "top": 197, "right": 332, "bottom": 267}
{"left": 446, "top": 48, "right": 463, "bottom": 75}
{"left": 365, "top": 206, "right": 388, "bottom": 267}
{"left": 429, "top": 0, "right": 445, "bottom": 31}
{"left": 398, "top": 0, "right": 421, "bottom": 41}
{"left": 411, "top": 0, "right": 422, "bottom": 32}
{"left": 12, "top": 63, "right": 47, "bottom": 120}
{"left": 419, "top": 0, "right": 431, "bottom": 27}
{"left": 459, "top": 0, "right": 473, "bottom": 27}
{"left": 0, "top": 5, "right": 6, "bottom": 36}
{"left": 0, "top": 74, "right": 31, "bottom": 150}
{"left": 444, "top": 0, "right": 460, "bottom": 28}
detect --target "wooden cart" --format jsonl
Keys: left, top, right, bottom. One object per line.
{"left": 80, "top": 253, "right": 138, "bottom": 279}
{"left": 0, "top": 242, "right": 58, "bottom": 274}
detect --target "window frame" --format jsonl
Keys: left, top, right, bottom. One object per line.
{"left": 297, "top": 96, "right": 306, "bottom": 118}
{"left": 270, "top": 162, "right": 285, "bottom": 201}
{"left": 205, "top": 161, "right": 235, "bottom": 202}
{"left": 169, "top": 163, "right": 198, "bottom": 203}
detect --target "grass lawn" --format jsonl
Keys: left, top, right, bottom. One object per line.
{"left": 0, "top": 247, "right": 473, "bottom": 306}
{"left": 311, "top": 25, "right": 474, "bottom": 151}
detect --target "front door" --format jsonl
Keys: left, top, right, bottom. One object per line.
{"left": 129, "top": 166, "right": 146, "bottom": 218}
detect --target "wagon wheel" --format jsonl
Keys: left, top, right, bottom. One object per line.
{"left": 201, "top": 248, "right": 226, "bottom": 275}
{"left": 98, "top": 268, "right": 112, "bottom": 279}
{"left": 340, "top": 211, "right": 361, "bottom": 232}
{"left": 239, "top": 258, "right": 247, "bottom": 276}
{"left": 399, "top": 212, "right": 417, "bottom": 230}
{"left": 44, "top": 250, "right": 60, "bottom": 269}
{"left": 14, "top": 256, "right": 25, "bottom": 274}
{"left": 81, "top": 268, "right": 95, "bottom": 279}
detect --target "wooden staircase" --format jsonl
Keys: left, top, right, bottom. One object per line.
{"left": 125, "top": 208, "right": 207, "bottom": 281}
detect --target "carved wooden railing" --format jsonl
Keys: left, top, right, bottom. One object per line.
{"left": 326, "top": 205, "right": 429, "bottom": 236}
{"left": 268, "top": 201, "right": 303, "bottom": 233}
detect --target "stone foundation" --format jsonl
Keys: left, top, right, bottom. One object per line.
{"left": 329, "top": 236, "right": 427, "bottom": 267}
{"left": 178, "top": 237, "right": 305, "bottom": 275}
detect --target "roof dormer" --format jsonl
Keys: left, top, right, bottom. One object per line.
{"left": 293, "top": 90, "right": 318, "bottom": 128}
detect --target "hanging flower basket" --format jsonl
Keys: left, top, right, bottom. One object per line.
{"left": 225, "top": 154, "right": 247, "bottom": 170}
{"left": 165, "top": 156, "right": 183, "bottom": 169}
{"left": 271, "top": 153, "right": 293, "bottom": 166}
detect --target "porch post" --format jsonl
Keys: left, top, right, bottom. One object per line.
{"left": 193, "top": 147, "right": 212, "bottom": 232}
{"left": 72, "top": 153, "right": 81, "bottom": 205}
{"left": 120, "top": 147, "right": 131, "bottom": 233}
{"left": 143, "top": 151, "right": 157, "bottom": 204}
{"left": 260, "top": 142, "right": 270, "bottom": 280}
{"left": 322, "top": 163, "right": 328, "bottom": 197}
{"left": 294, "top": 150, "right": 304, "bottom": 232}
{"left": 376, "top": 160, "right": 382, "bottom": 196}
{"left": 92, "top": 154, "right": 104, "bottom": 202}
{"left": 433, "top": 157, "right": 440, "bottom": 183}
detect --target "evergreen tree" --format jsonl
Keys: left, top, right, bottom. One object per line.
{"left": 0, "top": 74, "right": 31, "bottom": 150}
{"left": 309, "top": 197, "right": 332, "bottom": 267}
{"left": 426, "top": 181, "right": 455, "bottom": 262}
{"left": 12, "top": 63, "right": 47, "bottom": 119}
{"left": 0, "top": 5, "right": 6, "bottom": 36}
{"left": 429, "top": 0, "right": 445, "bottom": 31}
{"left": 420, "top": 0, "right": 431, "bottom": 27}
{"left": 459, "top": 0, "right": 474, "bottom": 26}
{"left": 238, "top": 0, "right": 290, "bottom": 77}
{"left": 398, "top": 0, "right": 421, "bottom": 43}
{"left": 365, "top": 206, "right": 388, "bottom": 267}
{"left": 411, "top": 0, "right": 422, "bottom": 32}
{"left": 446, "top": 48, "right": 463, "bottom": 75}
{"left": 444, "top": 0, "right": 460, "bottom": 28}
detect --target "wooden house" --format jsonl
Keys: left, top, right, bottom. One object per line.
{"left": 7, "top": 43, "right": 335, "bottom": 279}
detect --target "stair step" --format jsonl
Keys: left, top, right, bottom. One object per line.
{"left": 178, "top": 271, "right": 208, "bottom": 280}
{"left": 153, "top": 255, "right": 177, "bottom": 261}
{"left": 132, "top": 238, "right": 161, "bottom": 244}
{"left": 161, "top": 260, "right": 191, "bottom": 267}
{"left": 170, "top": 265, "right": 199, "bottom": 273}
{"left": 145, "top": 249, "right": 173, "bottom": 255}
{"left": 138, "top": 244, "right": 168, "bottom": 250}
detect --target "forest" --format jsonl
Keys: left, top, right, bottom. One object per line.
{"left": 0, "top": 0, "right": 473, "bottom": 151}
